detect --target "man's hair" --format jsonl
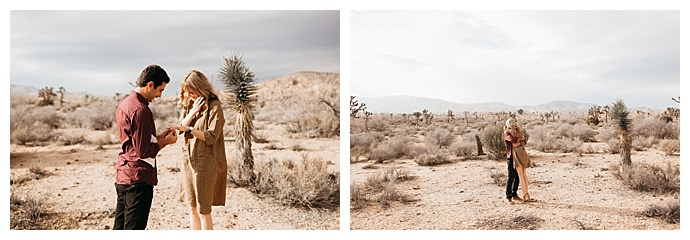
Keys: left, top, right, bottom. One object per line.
{"left": 136, "top": 64, "right": 171, "bottom": 88}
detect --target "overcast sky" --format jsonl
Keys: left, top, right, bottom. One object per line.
{"left": 350, "top": 10, "right": 679, "bottom": 110}
{"left": 10, "top": 10, "right": 339, "bottom": 97}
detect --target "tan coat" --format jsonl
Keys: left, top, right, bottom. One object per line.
{"left": 181, "top": 98, "right": 227, "bottom": 214}
{"left": 509, "top": 128, "right": 530, "bottom": 168}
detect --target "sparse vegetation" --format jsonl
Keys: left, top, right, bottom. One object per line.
{"left": 643, "top": 201, "right": 680, "bottom": 224}
{"left": 611, "top": 162, "right": 679, "bottom": 194}
{"left": 252, "top": 155, "right": 339, "bottom": 209}
{"left": 350, "top": 167, "right": 417, "bottom": 210}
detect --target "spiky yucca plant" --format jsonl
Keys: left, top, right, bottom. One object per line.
{"left": 611, "top": 99, "right": 632, "bottom": 166}
{"left": 220, "top": 53, "right": 257, "bottom": 185}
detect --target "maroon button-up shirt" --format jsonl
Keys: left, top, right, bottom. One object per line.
{"left": 504, "top": 131, "right": 517, "bottom": 159}
{"left": 115, "top": 91, "right": 161, "bottom": 186}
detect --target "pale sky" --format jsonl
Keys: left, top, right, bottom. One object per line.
{"left": 350, "top": 10, "right": 679, "bottom": 109}
{"left": 10, "top": 10, "right": 339, "bottom": 97}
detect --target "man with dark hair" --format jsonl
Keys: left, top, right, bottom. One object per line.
{"left": 113, "top": 64, "right": 178, "bottom": 230}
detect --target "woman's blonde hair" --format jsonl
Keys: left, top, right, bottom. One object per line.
{"left": 504, "top": 117, "right": 523, "bottom": 133}
{"left": 179, "top": 70, "right": 220, "bottom": 109}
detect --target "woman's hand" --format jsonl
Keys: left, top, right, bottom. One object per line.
{"left": 190, "top": 97, "right": 205, "bottom": 115}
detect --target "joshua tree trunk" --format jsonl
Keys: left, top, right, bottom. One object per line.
{"left": 611, "top": 99, "right": 632, "bottom": 167}
{"left": 475, "top": 134, "right": 484, "bottom": 156}
{"left": 220, "top": 53, "right": 257, "bottom": 185}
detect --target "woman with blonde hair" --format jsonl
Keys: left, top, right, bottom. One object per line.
{"left": 503, "top": 117, "right": 531, "bottom": 203}
{"left": 172, "top": 70, "right": 227, "bottom": 230}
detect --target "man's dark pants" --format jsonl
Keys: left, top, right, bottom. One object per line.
{"left": 113, "top": 183, "right": 154, "bottom": 230}
{"left": 506, "top": 155, "right": 520, "bottom": 199}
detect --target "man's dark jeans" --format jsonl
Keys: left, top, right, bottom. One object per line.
{"left": 113, "top": 183, "right": 154, "bottom": 230}
{"left": 506, "top": 156, "right": 520, "bottom": 199}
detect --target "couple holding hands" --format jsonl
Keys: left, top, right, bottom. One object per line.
{"left": 113, "top": 64, "right": 227, "bottom": 230}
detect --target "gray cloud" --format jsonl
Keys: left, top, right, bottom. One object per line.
{"left": 351, "top": 10, "right": 679, "bottom": 110}
{"left": 11, "top": 10, "right": 339, "bottom": 96}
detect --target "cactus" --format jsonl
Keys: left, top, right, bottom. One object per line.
{"left": 220, "top": 52, "right": 257, "bottom": 185}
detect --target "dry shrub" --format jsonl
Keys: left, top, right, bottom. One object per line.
{"left": 449, "top": 141, "right": 475, "bottom": 158}
{"left": 611, "top": 162, "right": 680, "bottom": 194}
{"left": 425, "top": 127, "right": 456, "bottom": 149}
{"left": 11, "top": 122, "right": 54, "bottom": 145}
{"left": 367, "top": 117, "right": 387, "bottom": 132}
{"left": 607, "top": 138, "right": 621, "bottom": 154}
{"left": 350, "top": 132, "right": 382, "bottom": 159}
{"left": 351, "top": 168, "right": 416, "bottom": 209}
{"left": 474, "top": 214, "right": 544, "bottom": 230}
{"left": 10, "top": 190, "right": 50, "bottom": 229}
{"left": 570, "top": 123, "right": 597, "bottom": 142}
{"left": 480, "top": 123, "right": 505, "bottom": 160}
{"left": 369, "top": 136, "right": 409, "bottom": 163}
{"left": 490, "top": 169, "right": 507, "bottom": 186}
{"left": 643, "top": 200, "right": 680, "bottom": 224}
{"left": 597, "top": 128, "right": 617, "bottom": 142}
{"left": 287, "top": 110, "right": 339, "bottom": 138}
{"left": 414, "top": 151, "right": 452, "bottom": 166}
{"left": 633, "top": 116, "right": 679, "bottom": 140}
{"left": 57, "top": 129, "right": 87, "bottom": 145}
{"left": 632, "top": 136, "right": 657, "bottom": 151}
{"left": 87, "top": 131, "right": 117, "bottom": 146}
{"left": 658, "top": 139, "right": 679, "bottom": 156}
{"left": 253, "top": 155, "right": 339, "bottom": 209}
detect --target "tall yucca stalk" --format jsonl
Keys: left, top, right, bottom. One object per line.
{"left": 611, "top": 99, "right": 632, "bottom": 166}
{"left": 220, "top": 53, "right": 257, "bottom": 185}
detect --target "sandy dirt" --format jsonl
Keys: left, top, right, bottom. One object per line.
{"left": 9, "top": 120, "right": 340, "bottom": 230}
{"left": 350, "top": 144, "right": 679, "bottom": 230}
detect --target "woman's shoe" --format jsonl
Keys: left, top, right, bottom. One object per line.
{"left": 522, "top": 193, "right": 531, "bottom": 202}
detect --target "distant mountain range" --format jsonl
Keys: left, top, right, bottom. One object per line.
{"left": 358, "top": 95, "right": 601, "bottom": 114}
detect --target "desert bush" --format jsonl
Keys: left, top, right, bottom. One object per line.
{"left": 286, "top": 109, "right": 339, "bottom": 138}
{"left": 570, "top": 123, "right": 597, "bottom": 142}
{"left": 367, "top": 117, "right": 387, "bottom": 132}
{"left": 369, "top": 136, "right": 409, "bottom": 163}
{"left": 607, "top": 138, "right": 621, "bottom": 154}
{"left": 632, "top": 136, "right": 657, "bottom": 151}
{"left": 658, "top": 139, "right": 679, "bottom": 156}
{"left": 490, "top": 169, "right": 507, "bottom": 186}
{"left": 449, "top": 141, "right": 475, "bottom": 158}
{"left": 611, "top": 162, "right": 680, "bottom": 194}
{"left": 633, "top": 117, "right": 679, "bottom": 140}
{"left": 643, "top": 200, "right": 680, "bottom": 224}
{"left": 10, "top": 190, "right": 50, "bottom": 230}
{"left": 480, "top": 123, "right": 505, "bottom": 160}
{"left": 414, "top": 151, "right": 452, "bottom": 166}
{"left": 253, "top": 155, "right": 339, "bottom": 209}
{"left": 86, "top": 131, "right": 117, "bottom": 146}
{"left": 351, "top": 168, "right": 416, "bottom": 209}
{"left": 425, "top": 127, "right": 456, "bottom": 149}
{"left": 11, "top": 122, "right": 54, "bottom": 145}
{"left": 57, "top": 129, "right": 87, "bottom": 145}
{"left": 597, "top": 128, "right": 617, "bottom": 142}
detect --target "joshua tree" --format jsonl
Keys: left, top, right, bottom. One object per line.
{"left": 58, "top": 86, "right": 65, "bottom": 108}
{"left": 220, "top": 52, "right": 257, "bottom": 185}
{"left": 364, "top": 111, "right": 372, "bottom": 131}
{"left": 38, "top": 86, "right": 56, "bottom": 106}
{"left": 412, "top": 111, "right": 422, "bottom": 125}
{"left": 611, "top": 99, "right": 632, "bottom": 167}
{"left": 447, "top": 109, "right": 454, "bottom": 123}
{"left": 517, "top": 108, "right": 524, "bottom": 115}
{"left": 672, "top": 96, "right": 680, "bottom": 104}
{"left": 350, "top": 96, "right": 367, "bottom": 118}
{"left": 422, "top": 109, "right": 432, "bottom": 125}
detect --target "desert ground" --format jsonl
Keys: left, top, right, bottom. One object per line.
{"left": 349, "top": 109, "right": 680, "bottom": 230}
{"left": 9, "top": 71, "right": 340, "bottom": 230}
